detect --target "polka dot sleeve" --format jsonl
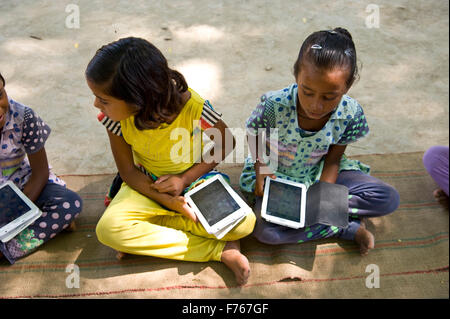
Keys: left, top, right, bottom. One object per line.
{"left": 21, "top": 107, "right": 51, "bottom": 154}
{"left": 336, "top": 105, "right": 369, "bottom": 145}
{"left": 246, "top": 95, "right": 276, "bottom": 135}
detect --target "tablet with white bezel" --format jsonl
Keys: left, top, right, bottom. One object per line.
{"left": 184, "top": 174, "right": 252, "bottom": 238}
{"left": 0, "top": 181, "right": 42, "bottom": 242}
{"left": 261, "top": 177, "right": 306, "bottom": 229}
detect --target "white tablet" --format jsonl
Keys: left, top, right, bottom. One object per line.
{"left": 0, "top": 181, "right": 42, "bottom": 242}
{"left": 184, "top": 174, "right": 252, "bottom": 238}
{"left": 261, "top": 177, "right": 307, "bottom": 229}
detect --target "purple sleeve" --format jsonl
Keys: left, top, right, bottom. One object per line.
{"left": 21, "top": 107, "right": 51, "bottom": 154}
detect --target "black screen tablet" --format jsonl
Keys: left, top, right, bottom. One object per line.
{"left": 0, "top": 184, "right": 33, "bottom": 229}
{"left": 266, "top": 179, "right": 303, "bottom": 222}
{"left": 189, "top": 179, "right": 241, "bottom": 226}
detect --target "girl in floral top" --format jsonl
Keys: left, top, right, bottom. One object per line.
{"left": 0, "top": 72, "right": 82, "bottom": 264}
{"left": 239, "top": 28, "right": 400, "bottom": 255}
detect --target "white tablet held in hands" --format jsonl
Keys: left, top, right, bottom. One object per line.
{"left": 261, "top": 177, "right": 307, "bottom": 229}
{"left": 184, "top": 174, "right": 252, "bottom": 238}
{"left": 0, "top": 181, "right": 43, "bottom": 242}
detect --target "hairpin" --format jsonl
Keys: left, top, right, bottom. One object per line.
{"left": 327, "top": 30, "right": 337, "bottom": 34}
{"left": 344, "top": 48, "right": 353, "bottom": 56}
{"left": 311, "top": 44, "right": 322, "bottom": 49}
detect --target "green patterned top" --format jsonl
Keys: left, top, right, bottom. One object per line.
{"left": 239, "top": 83, "right": 370, "bottom": 193}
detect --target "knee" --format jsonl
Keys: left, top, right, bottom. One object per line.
{"left": 423, "top": 146, "right": 447, "bottom": 173}
{"left": 423, "top": 147, "right": 436, "bottom": 172}
{"left": 241, "top": 212, "right": 256, "bottom": 237}
{"left": 252, "top": 222, "right": 282, "bottom": 245}
{"left": 95, "top": 214, "right": 115, "bottom": 247}
{"left": 62, "top": 189, "right": 83, "bottom": 215}
{"left": 377, "top": 185, "right": 400, "bottom": 216}
{"left": 226, "top": 212, "right": 256, "bottom": 241}
{"left": 95, "top": 207, "right": 133, "bottom": 250}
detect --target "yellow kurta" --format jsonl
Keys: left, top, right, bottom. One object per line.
{"left": 96, "top": 89, "right": 256, "bottom": 262}
{"left": 121, "top": 88, "right": 205, "bottom": 177}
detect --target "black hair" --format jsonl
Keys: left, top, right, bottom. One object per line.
{"left": 293, "top": 27, "right": 359, "bottom": 88}
{"left": 0, "top": 72, "right": 5, "bottom": 86}
{"left": 85, "top": 37, "right": 188, "bottom": 130}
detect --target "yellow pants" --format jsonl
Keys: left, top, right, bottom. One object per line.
{"left": 96, "top": 183, "right": 256, "bottom": 262}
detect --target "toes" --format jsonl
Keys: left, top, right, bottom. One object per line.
{"left": 237, "top": 268, "right": 250, "bottom": 286}
{"left": 360, "top": 245, "right": 370, "bottom": 256}
{"left": 116, "top": 251, "right": 127, "bottom": 260}
{"left": 68, "top": 221, "right": 77, "bottom": 231}
{"left": 433, "top": 189, "right": 444, "bottom": 197}
{"left": 355, "top": 226, "right": 375, "bottom": 256}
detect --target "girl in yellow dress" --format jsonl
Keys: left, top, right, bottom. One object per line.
{"left": 85, "top": 37, "right": 255, "bottom": 285}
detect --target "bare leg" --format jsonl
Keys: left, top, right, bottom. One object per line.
{"left": 221, "top": 240, "right": 250, "bottom": 285}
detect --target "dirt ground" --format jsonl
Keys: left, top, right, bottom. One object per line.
{"left": 0, "top": 0, "right": 448, "bottom": 175}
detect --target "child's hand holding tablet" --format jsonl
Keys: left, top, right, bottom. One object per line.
{"left": 261, "top": 177, "right": 349, "bottom": 230}
{"left": 168, "top": 196, "right": 198, "bottom": 223}
{"left": 254, "top": 160, "right": 276, "bottom": 197}
{"left": 184, "top": 174, "right": 253, "bottom": 239}
{"left": 261, "top": 177, "right": 307, "bottom": 229}
{"left": 0, "top": 181, "right": 43, "bottom": 242}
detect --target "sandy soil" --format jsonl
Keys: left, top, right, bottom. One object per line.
{"left": 0, "top": 0, "right": 448, "bottom": 175}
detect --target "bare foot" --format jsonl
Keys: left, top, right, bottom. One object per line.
{"left": 116, "top": 251, "right": 127, "bottom": 260}
{"left": 221, "top": 241, "right": 250, "bottom": 286}
{"left": 433, "top": 189, "right": 449, "bottom": 209}
{"left": 354, "top": 220, "right": 375, "bottom": 256}
{"left": 68, "top": 221, "right": 77, "bottom": 232}
{"left": 62, "top": 221, "right": 77, "bottom": 232}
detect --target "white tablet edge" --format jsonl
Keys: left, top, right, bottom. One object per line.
{"left": 0, "top": 212, "right": 42, "bottom": 243}
{"left": 0, "top": 181, "right": 43, "bottom": 239}
{"left": 184, "top": 174, "right": 251, "bottom": 235}
{"left": 261, "top": 177, "right": 306, "bottom": 229}
{"left": 212, "top": 213, "right": 246, "bottom": 240}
